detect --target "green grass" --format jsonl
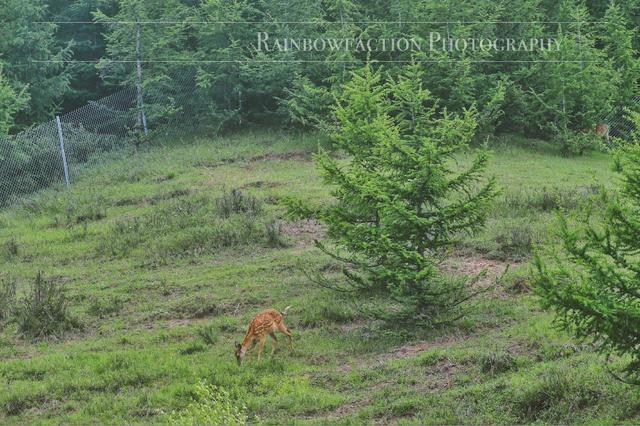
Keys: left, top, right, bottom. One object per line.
{"left": 1, "top": 129, "right": 638, "bottom": 424}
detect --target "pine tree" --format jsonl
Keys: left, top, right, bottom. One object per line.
{"left": 0, "top": 0, "right": 71, "bottom": 127}
{"left": 600, "top": 1, "right": 639, "bottom": 108}
{"left": 309, "top": 64, "right": 498, "bottom": 322}
{"left": 530, "top": 0, "right": 617, "bottom": 154}
{"left": 0, "top": 67, "right": 29, "bottom": 137}
{"left": 534, "top": 119, "right": 640, "bottom": 381}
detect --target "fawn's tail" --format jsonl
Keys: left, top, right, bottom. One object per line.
{"left": 281, "top": 306, "right": 292, "bottom": 316}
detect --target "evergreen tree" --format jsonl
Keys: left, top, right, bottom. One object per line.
{"left": 307, "top": 64, "right": 497, "bottom": 322}
{"left": 600, "top": 1, "right": 639, "bottom": 108}
{"left": 530, "top": 0, "right": 617, "bottom": 154}
{"left": 0, "top": 67, "right": 30, "bottom": 137}
{"left": 0, "top": 0, "right": 71, "bottom": 128}
{"left": 47, "top": 0, "right": 117, "bottom": 110}
{"left": 534, "top": 120, "right": 640, "bottom": 381}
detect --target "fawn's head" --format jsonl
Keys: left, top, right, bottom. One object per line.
{"left": 235, "top": 342, "right": 244, "bottom": 365}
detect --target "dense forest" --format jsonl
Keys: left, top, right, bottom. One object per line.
{"left": 1, "top": 0, "right": 639, "bottom": 154}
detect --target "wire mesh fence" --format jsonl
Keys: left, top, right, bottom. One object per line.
{"left": 0, "top": 69, "right": 202, "bottom": 208}
{"left": 0, "top": 88, "right": 133, "bottom": 207}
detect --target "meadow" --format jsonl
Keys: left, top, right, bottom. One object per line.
{"left": 1, "top": 130, "right": 638, "bottom": 425}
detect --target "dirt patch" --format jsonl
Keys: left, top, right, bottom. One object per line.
{"left": 283, "top": 219, "right": 326, "bottom": 247}
{"left": 441, "top": 255, "right": 518, "bottom": 298}
{"left": 194, "top": 157, "right": 238, "bottom": 169}
{"left": 330, "top": 397, "right": 371, "bottom": 419}
{"left": 337, "top": 334, "right": 469, "bottom": 374}
{"left": 249, "top": 151, "right": 313, "bottom": 163}
{"left": 166, "top": 318, "right": 195, "bottom": 328}
{"left": 376, "top": 335, "right": 470, "bottom": 364}
{"left": 442, "top": 255, "right": 511, "bottom": 281}
{"left": 240, "top": 180, "right": 283, "bottom": 190}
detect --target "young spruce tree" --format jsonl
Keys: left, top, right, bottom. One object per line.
{"left": 533, "top": 124, "right": 640, "bottom": 381}
{"left": 309, "top": 64, "right": 497, "bottom": 322}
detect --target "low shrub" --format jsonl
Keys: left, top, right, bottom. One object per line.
{"left": 215, "top": 189, "right": 261, "bottom": 218}
{"left": 502, "top": 185, "right": 600, "bottom": 213}
{"left": 180, "top": 342, "right": 207, "bottom": 356}
{"left": 509, "top": 367, "right": 600, "bottom": 422}
{"left": 0, "top": 275, "right": 17, "bottom": 324}
{"left": 265, "top": 220, "right": 287, "bottom": 248}
{"left": 480, "top": 351, "right": 517, "bottom": 374}
{"left": 4, "top": 236, "right": 19, "bottom": 258}
{"left": 197, "top": 324, "right": 219, "bottom": 346}
{"left": 14, "top": 272, "right": 81, "bottom": 339}
{"left": 167, "top": 380, "right": 247, "bottom": 425}
{"left": 494, "top": 223, "right": 534, "bottom": 258}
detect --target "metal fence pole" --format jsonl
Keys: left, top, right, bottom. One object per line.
{"left": 55, "top": 116, "right": 70, "bottom": 187}
{"left": 136, "top": 22, "right": 149, "bottom": 136}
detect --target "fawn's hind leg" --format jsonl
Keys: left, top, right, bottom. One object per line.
{"left": 278, "top": 322, "right": 293, "bottom": 351}
{"left": 269, "top": 333, "right": 278, "bottom": 354}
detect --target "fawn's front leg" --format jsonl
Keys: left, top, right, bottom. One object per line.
{"left": 257, "top": 335, "right": 267, "bottom": 360}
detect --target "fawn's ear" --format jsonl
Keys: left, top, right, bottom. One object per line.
{"left": 235, "top": 342, "right": 241, "bottom": 350}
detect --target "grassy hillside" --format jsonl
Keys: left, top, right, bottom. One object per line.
{"left": 1, "top": 130, "right": 638, "bottom": 425}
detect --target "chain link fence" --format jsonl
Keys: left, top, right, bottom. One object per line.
{"left": 0, "top": 69, "right": 201, "bottom": 208}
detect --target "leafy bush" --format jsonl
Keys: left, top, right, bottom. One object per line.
{"left": 299, "top": 64, "right": 497, "bottom": 323}
{"left": 167, "top": 381, "right": 247, "bottom": 425}
{"left": 556, "top": 131, "right": 602, "bottom": 156}
{"left": 14, "top": 272, "right": 80, "bottom": 339}
{"left": 533, "top": 144, "right": 640, "bottom": 381}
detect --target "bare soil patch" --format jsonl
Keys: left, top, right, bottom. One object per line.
{"left": 240, "top": 180, "right": 283, "bottom": 189}
{"left": 282, "top": 219, "right": 326, "bottom": 247}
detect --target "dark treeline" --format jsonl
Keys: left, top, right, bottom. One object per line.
{"left": 1, "top": 0, "right": 639, "bottom": 153}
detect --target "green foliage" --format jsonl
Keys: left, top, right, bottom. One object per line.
{"left": 97, "top": 194, "right": 266, "bottom": 260}
{"left": 215, "top": 189, "right": 262, "bottom": 219}
{"left": 166, "top": 381, "right": 248, "bottom": 425}
{"left": 534, "top": 136, "right": 640, "bottom": 381}
{"left": 87, "top": 296, "right": 124, "bottom": 318}
{"left": 279, "top": 75, "right": 336, "bottom": 130}
{"left": 45, "top": 0, "right": 116, "bottom": 110}
{"left": 0, "top": 66, "right": 29, "bottom": 136}
{"left": 0, "top": 0, "right": 71, "bottom": 127}
{"left": 529, "top": 1, "right": 617, "bottom": 154}
{"left": 0, "top": 275, "right": 17, "bottom": 324}
{"left": 14, "top": 272, "right": 81, "bottom": 340}
{"left": 196, "top": 324, "right": 219, "bottom": 346}
{"left": 0, "top": 130, "right": 633, "bottom": 425}
{"left": 264, "top": 220, "right": 287, "bottom": 248}
{"left": 310, "top": 64, "right": 498, "bottom": 322}
{"left": 4, "top": 236, "right": 19, "bottom": 258}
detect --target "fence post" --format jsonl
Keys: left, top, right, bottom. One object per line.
{"left": 55, "top": 116, "right": 70, "bottom": 187}
{"left": 135, "top": 22, "right": 149, "bottom": 136}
